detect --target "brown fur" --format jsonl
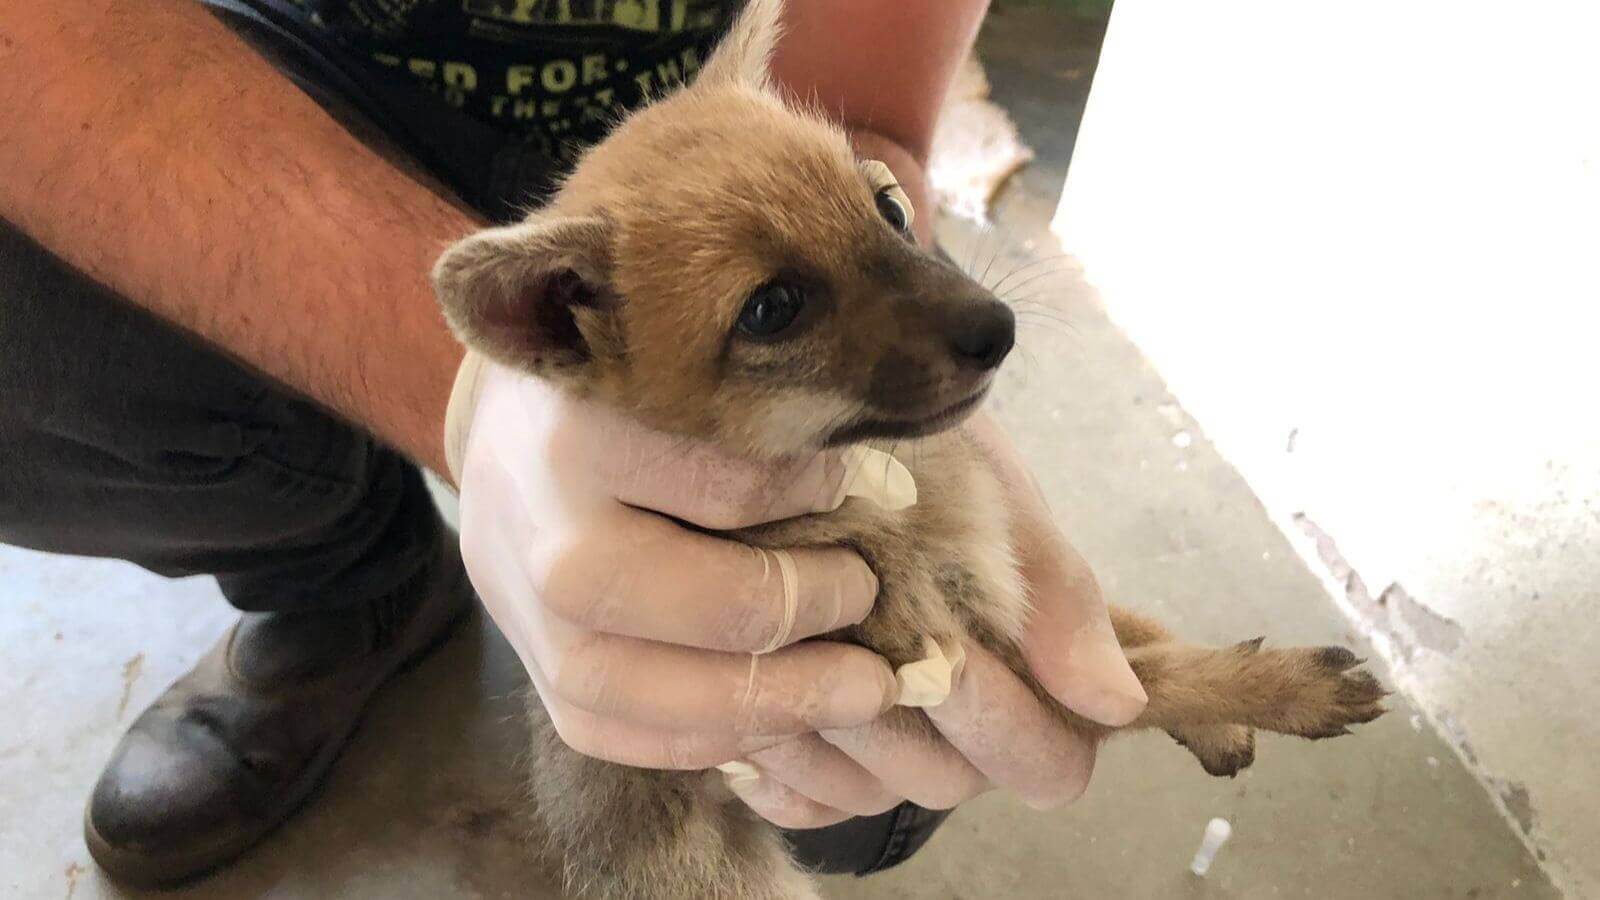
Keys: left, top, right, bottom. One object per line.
{"left": 433, "top": 2, "right": 1385, "bottom": 896}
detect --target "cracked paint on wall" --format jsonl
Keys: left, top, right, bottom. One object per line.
{"left": 1293, "top": 513, "right": 1464, "bottom": 663}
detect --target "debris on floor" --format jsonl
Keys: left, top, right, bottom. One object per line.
{"left": 1189, "top": 817, "right": 1233, "bottom": 877}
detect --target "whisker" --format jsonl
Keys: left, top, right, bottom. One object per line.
{"left": 1010, "top": 302, "right": 1075, "bottom": 320}
{"left": 977, "top": 220, "right": 1017, "bottom": 289}
{"left": 1013, "top": 340, "right": 1044, "bottom": 387}
{"left": 986, "top": 253, "right": 1076, "bottom": 295}
{"left": 1004, "top": 290, "right": 1076, "bottom": 311}
{"left": 991, "top": 262, "right": 1076, "bottom": 297}
{"left": 962, "top": 223, "right": 994, "bottom": 280}
{"left": 1013, "top": 305, "right": 1074, "bottom": 321}
{"left": 1002, "top": 293, "right": 1077, "bottom": 323}
{"left": 1007, "top": 298, "right": 1071, "bottom": 317}
{"left": 996, "top": 265, "right": 1078, "bottom": 303}
{"left": 1011, "top": 310, "right": 1088, "bottom": 337}
{"left": 1014, "top": 318, "right": 1080, "bottom": 340}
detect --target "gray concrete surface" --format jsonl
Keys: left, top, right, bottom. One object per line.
{"left": 0, "top": 6, "right": 1563, "bottom": 899}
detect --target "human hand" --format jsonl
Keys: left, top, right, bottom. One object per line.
{"left": 444, "top": 354, "right": 900, "bottom": 768}
{"left": 719, "top": 413, "right": 1149, "bottom": 828}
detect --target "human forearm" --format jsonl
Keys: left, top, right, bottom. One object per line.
{"left": 771, "top": 0, "right": 990, "bottom": 249}
{"left": 0, "top": 1, "right": 473, "bottom": 473}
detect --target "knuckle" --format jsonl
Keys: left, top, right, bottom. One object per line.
{"left": 824, "top": 778, "right": 904, "bottom": 817}
{"left": 537, "top": 578, "right": 596, "bottom": 629}
{"left": 783, "top": 811, "right": 838, "bottom": 830}
{"left": 661, "top": 733, "right": 721, "bottom": 771}
{"left": 726, "top": 588, "right": 783, "bottom": 653}
{"left": 895, "top": 754, "right": 986, "bottom": 810}
{"left": 696, "top": 499, "right": 750, "bottom": 532}
{"left": 548, "top": 635, "right": 616, "bottom": 712}
{"left": 854, "top": 793, "right": 908, "bottom": 817}
{"left": 539, "top": 534, "right": 620, "bottom": 627}
{"left": 1048, "top": 743, "right": 1098, "bottom": 805}
{"left": 749, "top": 738, "right": 809, "bottom": 771}
{"left": 1063, "top": 759, "right": 1096, "bottom": 802}
{"left": 456, "top": 521, "right": 496, "bottom": 583}
{"left": 659, "top": 455, "right": 765, "bottom": 530}
{"left": 1069, "top": 563, "right": 1105, "bottom": 603}
{"left": 550, "top": 712, "right": 674, "bottom": 769}
{"left": 757, "top": 802, "right": 836, "bottom": 831}
{"left": 904, "top": 781, "right": 972, "bottom": 811}
{"left": 660, "top": 735, "right": 693, "bottom": 770}
{"left": 719, "top": 465, "right": 787, "bottom": 528}
{"left": 549, "top": 715, "right": 606, "bottom": 761}
{"left": 837, "top": 798, "right": 892, "bottom": 817}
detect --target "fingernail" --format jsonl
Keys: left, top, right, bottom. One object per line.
{"left": 894, "top": 635, "right": 960, "bottom": 709}
{"left": 877, "top": 659, "right": 902, "bottom": 714}
{"left": 1064, "top": 631, "right": 1148, "bottom": 727}
{"left": 817, "top": 657, "right": 899, "bottom": 726}
{"left": 716, "top": 760, "right": 762, "bottom": 787}
{"left": 813, "top": 446, "right": 917, "bottom": 513}
{"left": 841, "top": 558, "right": 880, "bottom": 627}
{"left": 812, "top": 551, "right": 878, "bottom": 633}
{"left": 737, "top": 734, "right": 798, "bottom": 755}
{"left": 793, "top": 451, "right": 852, "bottom": 514}
{"left": 814, "top": 450, "right": 852, "bottom": 512}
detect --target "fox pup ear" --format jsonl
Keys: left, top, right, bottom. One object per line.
{"left": 432, "top": 215, "right": 615, "bottom": 373}
{"left": 697, "top": 0, "right": 784, "bottom": 90}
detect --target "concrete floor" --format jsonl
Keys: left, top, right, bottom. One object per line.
{"left": 0, "top": 6, "right": 1564, "bottom": 900}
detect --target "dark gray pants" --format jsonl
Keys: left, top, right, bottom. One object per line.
{"left": 0, "top": 4, "right": 946, "bottom": 876}
{"left": 0, "top": 220, "right": 438, "bottom": 612}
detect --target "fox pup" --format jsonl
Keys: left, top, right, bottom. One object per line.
{"left": 432, "top": 1, "right": 1385, "bottom": 897}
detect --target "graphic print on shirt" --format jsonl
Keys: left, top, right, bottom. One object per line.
{"left": 272, "top": 0, "right": 736, "bottom": 161}
{"left": 462, "top": 0, "right": 725, "bottom": 32}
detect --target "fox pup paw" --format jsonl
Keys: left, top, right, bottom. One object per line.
{"left": 1169, "top": 723, "right": 1257, "bottom": 777}
{"left": 1273, "top": 645, "right": 1389, "bottom": 740}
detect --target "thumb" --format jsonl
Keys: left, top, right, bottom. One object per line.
{"left": 1020, "top": 537, "right": 1147, "bottom": 728}
{"left": 442, "top": 351, "right": 491, "bottom": 487}
{"left": 963, "top": 412, "right": 1146, "bottom": 726}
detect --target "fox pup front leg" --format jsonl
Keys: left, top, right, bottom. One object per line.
{"left": 1101, "top": 607, "right": 1258, "bottom": 776}
{"left": 1120, "top": 636, "right": 1388, "bottom": 747}
{"left": 1086, "top": 608, "right": 1386, "bottom": 776}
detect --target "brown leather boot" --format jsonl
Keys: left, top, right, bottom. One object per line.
{"left": 83, "top": 532, "right": 473, "bottom": 887}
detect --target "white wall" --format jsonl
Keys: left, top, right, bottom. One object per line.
{"left": 1054, "top": 2, "right": 1600, "bottom": 895}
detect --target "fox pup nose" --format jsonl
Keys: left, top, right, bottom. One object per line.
{"left": 948, "top": 300, "right": 1016, "bottom": 371}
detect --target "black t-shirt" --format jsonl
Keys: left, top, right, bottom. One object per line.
{"left": 263, "top": 0, "right": 739, "bottom": 164}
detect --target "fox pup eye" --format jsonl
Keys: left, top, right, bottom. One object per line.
{"left": 737, "top": 281, "right": 806, "bottom": 338}
{"left": 875, "top": 186, "right": 914, "bottom": 237}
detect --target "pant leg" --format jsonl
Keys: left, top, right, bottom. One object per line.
{"left": 0, "top": 8, "right": 457, "bottom": 612}
{"left": 785, "top": 803, "right": 952, "bottom": 876}
{"left": 0, "top": 220, "right": 437, "bottom": 612}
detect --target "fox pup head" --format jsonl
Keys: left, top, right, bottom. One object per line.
{"left": 434, "top": 0, "right": 1014, "bottom": 458}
